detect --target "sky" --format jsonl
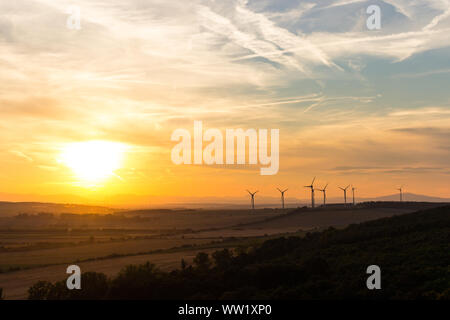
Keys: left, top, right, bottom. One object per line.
{"left": 0, "top": 0, "right": 449, "bottom": 206}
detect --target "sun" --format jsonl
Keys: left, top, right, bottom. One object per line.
{"left": 60, "top": 141, "right": 125, "bottom": 185}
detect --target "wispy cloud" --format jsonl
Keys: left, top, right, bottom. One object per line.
{"left": 392, "top": 68, "right": 450, "bottom": 78}
{"left": 10, "top": 150, "right": 33, "bottom": 162}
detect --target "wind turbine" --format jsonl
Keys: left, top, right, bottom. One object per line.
{"left": 351, "top": 186, "right": 357, "bottom": 205}
{"left": 304, "top": 177, "right": 316, "bottom": 208}
{"left": 276, "top": 188, "right": 288, "bottom": 209}
{"left": 317, "top": 183, "right": 328, "bottom": 206}
{"left": 397, "top": 186, "right": 403, "bottom": 202}
{"left": 247, "top": 190, "right": 258, "bottom": 210}
{"left": 339, "top": 185, "right": 350, "bottom": 204}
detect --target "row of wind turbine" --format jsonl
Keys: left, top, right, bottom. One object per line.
{"left": 247, "top": 180, "right": 405, "bottom": 209}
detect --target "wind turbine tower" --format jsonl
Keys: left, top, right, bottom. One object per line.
{"left": 277, "top": 188, "right": 288, "bottom": 209}
{"left": 398, "top": 187, "right": 403, "bottom": 202}
{"left": 339, "top": 185, "right": 350, "bottom": 204}
{"left": 247, "top": 190, "right": 258, "bottom": 210}
{"left": 352, "top": 186, "right": 357, "bottom": 205}
{"left": 317, "top": 183, "right": 328, "bottom": 206}
{"left": 304, "top": 177, "right": 316, "bottom": 208}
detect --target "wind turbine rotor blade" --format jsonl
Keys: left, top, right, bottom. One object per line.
{"left": 311, "top": 177, "right": 316, "bottom": 185}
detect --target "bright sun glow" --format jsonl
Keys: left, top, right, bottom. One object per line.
{"left": 60, "top": 141, "right": 125, "bottom": 185}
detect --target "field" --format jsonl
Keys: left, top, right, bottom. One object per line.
{"left": 0, "top": 201, "right": 446, "bottom": 299}
{"left": 0, "top": 248, "right": 222, "bottom": 300}
{"left": 0, "top": 237, "right": 214, "bottom": 269}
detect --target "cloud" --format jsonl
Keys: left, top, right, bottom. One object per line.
{"left": 391, "top": 127, "right": 450, "bottom": 136}
{"left": 10, "top": 150, "right": 33, "bottom": 162}
{"left": 392, "top": 68, "right": 450, "bottom": 78}
{"left": 1, "top": 0, "right": 449, "bottom": 102}
{"left": 329, "top": 165, "right": 447, "bottom": 174}
{"left": 389, "top": 107, "right": 450, "bottom": 117}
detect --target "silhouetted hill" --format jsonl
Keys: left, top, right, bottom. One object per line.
{"left": 321, "top": 201, "right": 449, "bottom": 210}
{"left": 363, "top": 193, "right": 450, "bottom": 203}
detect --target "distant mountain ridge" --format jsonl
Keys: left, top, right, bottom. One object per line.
{"left": 361, "top": 192, "right": 450, "bottom": 203}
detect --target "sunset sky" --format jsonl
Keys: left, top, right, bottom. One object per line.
{"left": 0, "top": 0, "right": 449, "bottom": 206}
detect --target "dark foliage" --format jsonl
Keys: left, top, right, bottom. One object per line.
{"left": 28, "top": 206, "right": 450, "bottom": 300}
{"left": 28, "top": 272, "right": 108, "bottom": 300}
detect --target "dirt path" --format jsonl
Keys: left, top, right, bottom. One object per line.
{"left": 0, "top": 248, "right": 215, "bottom": 300}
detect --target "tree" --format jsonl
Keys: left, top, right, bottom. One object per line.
{"left": 28, "top": 281, "right": 54, "bottom": 300}
{"left": 108, "top": 262, "right": 162, "bottom": 299}
{"left": 193, "top": 252, "right": 211, "bottom": 271}
{"left": 28, "top": 273, "right": 108, "bottom": 300}
{"left": 66, "top": 272, "right": 108, "bottom": 299}
{"left": 212, "top": 249, "right": 233, "bottom": 269}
